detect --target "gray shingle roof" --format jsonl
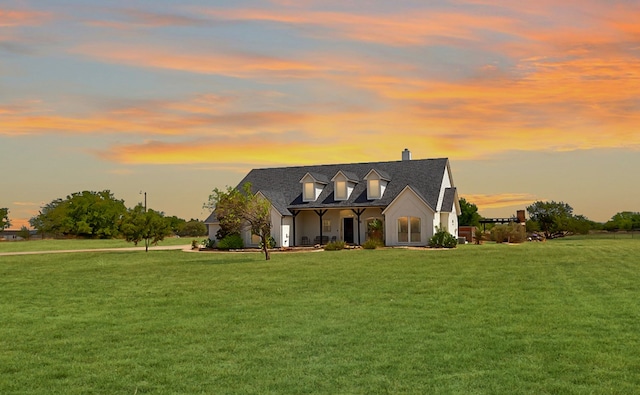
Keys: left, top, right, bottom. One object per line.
{"left": 236, "top": 158, "right": 450, "bottom": 216}
{"left": 441, "top": 187, "right": 457, "bottom": 212}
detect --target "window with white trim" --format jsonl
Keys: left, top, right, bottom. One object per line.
{"left": 323, "top": 219, "right": 331, "bottom": 232}
{"left": 335, "top": 181, "right": 347, "bottom": 200}
{"left": 398, "top": 216, "right": 421, "bottom": 243}
{"left": 368, "top": 179, "right": 381, "bottom": 199}
{"left": 303, "top": 182, "right": 315, "bottom": 201}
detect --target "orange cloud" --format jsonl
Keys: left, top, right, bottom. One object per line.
{"left": 72, "top": 43, "right": 329, "bottom": 79}
{"left": 462, "top": 193, "right": 538, "bottom": 210}
{"left": 94, "top": 139, "right": 377, "bottom": 167}
{"left": 0, "top": 8, "right": 49, "bottom": 27}
{"left": 196, "top": 7, "right": 518, "bottom": 46}
{"left": 0, "top": 96, "right": 312, "bottom": 136}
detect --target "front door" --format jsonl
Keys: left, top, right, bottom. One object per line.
{"left": 343, "top": 217, "right": 354, "bottom": 244}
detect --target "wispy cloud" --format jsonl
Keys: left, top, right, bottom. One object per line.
{"left": 196, "top": 7, "right": 519, "bottom": 46}
{"left": 462, "top": 193, "right": 538, "bottom": 210}
{"left": 0, "top": 8, "right": 50, "bottom": 27}
{"left": 72, "top": 43, "right": 330, "bottom": 79}
{"left": 93, "top": 139, "right": 376, "bottom": 167}
{"left": 84, "top": 7, "right": 209, "bottom": 30}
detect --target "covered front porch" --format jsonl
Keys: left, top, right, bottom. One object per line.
{"left": 289, "top": 207, "right": 384, "bottom": 246}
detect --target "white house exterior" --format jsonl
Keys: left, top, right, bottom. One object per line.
{"left": 204, "top": 150, "right": 460, "bottom": 247}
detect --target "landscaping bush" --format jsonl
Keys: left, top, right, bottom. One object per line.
{"left": 217, "top": 233, "right": 244, "bottom": 250}
{"left": 491, "top": 223, "right": 526, "bottom": 243}
{"left": 259, "top": 235, "right": 277, "bottom": 249}
{"left": 362, "top": 238, "right": 384, "bottom": 250}
{"left": 429, "top": 228, "right": 457, "bottom": 248}
{"left": 324, "top": 240, "right": 346, "bottom": 251}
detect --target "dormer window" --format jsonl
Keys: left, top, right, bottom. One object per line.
{"left": 331, "top": 171, "right": 358, "bottom": 201}
{"left": 300, "top": 172, "right": 328, "bottom": 202}
{"left": 368, "top": 179, "right": 381, "bottom": 199}
{"left": 304, "top": 182, "right": 315, "bottom": 201}
{"left": 365, "top": 169, "right": 390, "bottom": 200}
{"left": 335, "top": 181, "right": 347, "bottom": 200}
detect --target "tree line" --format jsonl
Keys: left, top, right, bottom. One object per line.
{"left": 0, "top": 190, "right": 207, "bottom": 245}
{"left": 458, "top": 198, "right": 640, "bottom": 239}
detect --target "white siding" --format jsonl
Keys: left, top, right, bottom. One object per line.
{"left": 383, "top": 187, "right": 436, "bottom": 246}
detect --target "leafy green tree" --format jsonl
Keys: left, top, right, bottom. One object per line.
{"left": 604, "top": 211, "right": 640, "bottom": 232}
{"left": 568, "top": 215, "right": 598, "bottom": 235}
{"left": 29, "top": 199, "right": 72, "bottom": 237}
{"left": 526, "top": 201, "right": 574, "bottom": 239}
{"left": 204, "top": 185, "right": 246, "bottom": 240}
{"left": 30, "top": 191, "right": 126, "bottom": 238}
{"left": 120, "top": 204, "right": 173, "bottom": 251}
{"left": 178, "top": 220, "right": 207, "bottom": 237}
{"left": 165, "top": 215, "right": 186, "bottom": 235}
{"left": 458, "top": 198, "right": 481, "bottom": 227}
{"left": 205, "top": 182, "right": 273, "bottom": 260}
{"left": 120, "top": 204, "right": 147, "bottom": 246}
{"left": 17, "top": 226, "right": 31, "bottom": 240}
{"left": 0, "top": 208, "right": 11, "bottom": 231}
{"left": 144, "top": 209, "right": 173, "bottom": 247}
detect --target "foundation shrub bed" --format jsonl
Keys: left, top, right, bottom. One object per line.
{"left": 323, "top": 240, "right": 346, "bottom": 250}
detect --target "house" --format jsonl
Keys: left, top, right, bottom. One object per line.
{"left": 204, "top": 149, "right": 460, "bottom": 247}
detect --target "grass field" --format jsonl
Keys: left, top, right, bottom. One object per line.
{"left": 0, "top": 236, "right": 193, "bottom": 253}
{"left": 1, "top": 239, "right": 639, "bottom": 394}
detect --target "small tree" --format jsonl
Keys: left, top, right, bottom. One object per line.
{"left": 120, "top": 204, "right": 172, "bottom": 251}
{"left": 205, "top": 182, "right": 273, "bottom": 260}
{"left": 526, "top": 201, "right": 574, "bottom": 239}
{"left": 17, "top": 226, "right": 31, "bottom": 240}
{"left": 0, "top": 208, "right": 10, "bottom": 232}
{"left": 458, "top": 198, "right": 482, "bottom": 227}
{"left": 178, "top": 220, "right": 208, "bottom": 237}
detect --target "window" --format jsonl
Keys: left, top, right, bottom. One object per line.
{"left": 398, "top": 217, "right": 408, "bottom": 242}
{"left": 323, "top": 219, "right": 331, "bottom": 232}
{"left": 368, "top": 179, "right": 380, "bottom": 199}
{"left": 410, "top": 217, "right": 421, "bottom": 242}
{"left": 304, "top": 182, "right": 315, "bottom": 201}
{"left": 335, "top": 180, "right": 347, "bottom": 200}
{"left": 251, "top": 233, "right": 261, "bottom": 245}
{"left": 398, "top": 216, "right": 421, "bottom": 243}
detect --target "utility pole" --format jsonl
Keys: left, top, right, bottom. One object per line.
{"left": 140, "top": 191, "right": 148, "bottom": 252}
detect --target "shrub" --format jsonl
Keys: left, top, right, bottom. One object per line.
{"left": 217, "top": 233, "right": 244, "bottom": 250}
{"left": 259, "top": 235, "right": 277, "bottom": 249}
{"left": 491, "top": 223, "right": 526, "bottom": 243}
{"left": 324, "top": 240, "right": 346, "bottom": 251}
{"left": 18, "top": 226, "right": 31, "bottom": 240}
{"left": 362, "top": 238, "right": 384, "bottom": 250}
{"left": 429, "top": 228, "right": 457, "bottom": 248}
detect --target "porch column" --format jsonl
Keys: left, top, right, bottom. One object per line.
{"left": 291, "top": 210, "right": 299, "bottom": 247}
{"left": 352, "top": 208, "right": 366, "bottom": 245}
{"left": 314, "top": 209, "right": 328, "bottom": 244}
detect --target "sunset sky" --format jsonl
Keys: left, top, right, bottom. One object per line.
{"left": 2, "top": 0, "right": 639, "bottom": 229}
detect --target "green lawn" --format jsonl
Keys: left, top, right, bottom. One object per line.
{"left": 0, "top": 236, "right": 193, "bottom": 253}
{"left": 1, "top": 239, "right": 639, "bottom": 394}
